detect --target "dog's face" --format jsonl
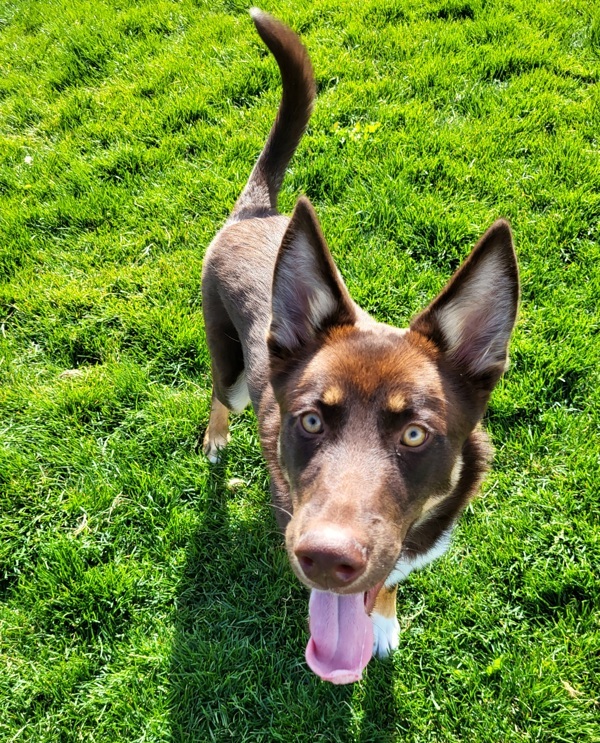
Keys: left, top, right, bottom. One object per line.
{"left": 268, "top": 198, "right": 519, "bottom": 595}
{"left": 274, "top": 325, "right": 486, "bottom": 594}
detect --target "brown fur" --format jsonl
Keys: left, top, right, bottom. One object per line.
{"left": 201, "top": 9, "right": 519, "bottom": 651}
{"left": 373, "top": 585, "right": 399, "bottom": 619}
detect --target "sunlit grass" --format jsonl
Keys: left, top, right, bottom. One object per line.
{"left": 1, "top": 0, "right": 599, "bottom": 741}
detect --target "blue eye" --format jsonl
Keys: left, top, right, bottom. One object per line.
{"left": 300, "top": 412, "right": 323, "bottom": 434}
{"left": 401, "top": 424, "right": 427, "bottom": 447}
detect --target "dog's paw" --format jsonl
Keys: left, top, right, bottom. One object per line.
{"left": 202, "top": 432, "right": 230, "bottom": 464}
{"left": 371, "top": 611, "right": 400, "bottom": 659}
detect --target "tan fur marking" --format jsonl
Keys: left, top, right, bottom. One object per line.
{"left": 322, "top": 385, "right": 344, "bottom": 406}
{"left": 420, "top": 492, "right": 450, "bottom": 518}
{"left": 449, "top": 455, "right": 464, "bottom": 490}
{"left": 387, "top": 391, "right": 407, "bottom": 413}
{"left": 415, "top": 458, "right": 463, "bottom": 523}
{"left": 372, "top": 584, "right": 398, "bottom": 619}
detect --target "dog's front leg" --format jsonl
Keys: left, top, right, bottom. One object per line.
{"left": 202, "top": 391, "right": 230, "bottom": 463}
{"left": 371, "top": 584, "right": 400, "bottom": 658}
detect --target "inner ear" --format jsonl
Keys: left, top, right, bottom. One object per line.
{"left": 268, "top": 197, "right": 356, "bottom": 357}
{"left": 410, "top": 219, "right": 519, "bottom": 389}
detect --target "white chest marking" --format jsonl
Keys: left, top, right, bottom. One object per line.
{"left": 385, "top": 527, "right": 454, "bottom": 589}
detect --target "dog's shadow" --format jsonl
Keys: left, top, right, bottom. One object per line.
{"left": 168, "top": 439, "right": 403, "bottom": 742}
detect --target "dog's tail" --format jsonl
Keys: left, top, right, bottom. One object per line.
{"left": 230, "top": 8, "right": 316, "bottom": 221}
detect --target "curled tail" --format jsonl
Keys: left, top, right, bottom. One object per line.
{"left": 230, "top": 8, "right": 316, "bottom": 221}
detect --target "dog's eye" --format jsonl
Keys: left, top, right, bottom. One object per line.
{"left": 300, "top": 412, "right": 323, "bottom": 434}
{"left": 400, "top": 424, "right": 428, "bottom": 447}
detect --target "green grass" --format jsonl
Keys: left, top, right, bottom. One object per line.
{"left": 1, "top": 0, "right": 599, "bottom": 740}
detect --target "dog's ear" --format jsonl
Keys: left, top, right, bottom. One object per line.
{"left": 410, "top": 219, "right": 519, "bottom": 390}
{"left": 268, "top": 197, "right": 356, "bottom": 357}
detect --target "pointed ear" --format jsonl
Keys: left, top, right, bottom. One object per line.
{"left": 410, "top": 219, "right": 519, "bottom": 389}
{"left": 268, "top": 197, "right": 356, "bottom": 357}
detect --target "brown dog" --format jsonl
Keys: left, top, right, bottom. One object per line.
{"left": 202, "top": 9, "right": 519, "bottom": 684}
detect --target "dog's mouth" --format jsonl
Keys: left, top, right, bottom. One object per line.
{"left": 305, "top": 580, "right": 385, "bottom": 685}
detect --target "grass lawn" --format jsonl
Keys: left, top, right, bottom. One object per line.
{"left": 1, "top": 0, "right": 599, "bottom": 740}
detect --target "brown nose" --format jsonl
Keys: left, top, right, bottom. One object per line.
{"left": 294, "top": 527, "right": 368, "bottom": 589}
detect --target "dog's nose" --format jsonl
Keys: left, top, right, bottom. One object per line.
{"left": 294, "top": 527, "right": 368, "bottom": 589}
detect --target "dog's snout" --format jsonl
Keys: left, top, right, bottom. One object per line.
{"left": 294, "top": 527, "right": 368, "bottom": 589}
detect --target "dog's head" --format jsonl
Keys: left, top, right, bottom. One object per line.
{"left": 267, "top": 197, "right": 519, "bottom": 595}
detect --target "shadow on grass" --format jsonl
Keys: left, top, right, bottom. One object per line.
{"left": 168, "top": 448, "right": 404, "bottom": 742}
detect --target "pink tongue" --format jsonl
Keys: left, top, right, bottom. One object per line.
{"left": 305, "top": 589, "right": 373, "bottom": 684}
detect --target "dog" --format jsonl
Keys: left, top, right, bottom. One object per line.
{"left": 201, "top": 9, "right": 519, "bottom": 684}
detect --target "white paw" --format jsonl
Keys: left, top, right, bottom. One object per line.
{"left": 372, "top": 611, "right": 400, "bottom": 659}
{"left": 203, "top": 433, "right": 229, "bottom": 463}
{"left": 206, "top": 449, "right": 221, "bottom": 464}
